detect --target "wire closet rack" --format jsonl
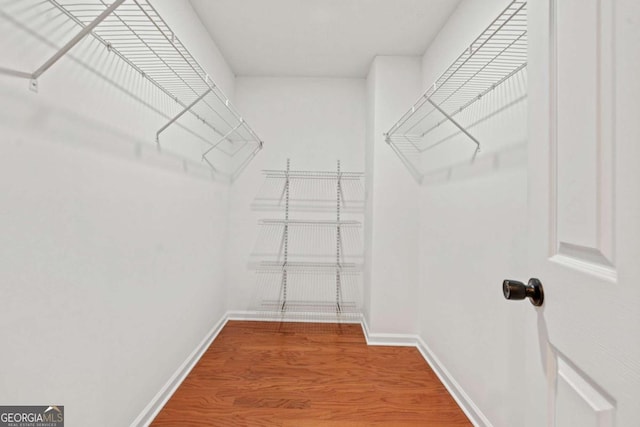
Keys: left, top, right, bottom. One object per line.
{"left": 384, "top": 0, "right": 526, "bottom": 163}
{"left": 0, "top": 0, "right": 263, "bottom": 176}
{"left": 251, "top": 159, "right": 364, "bottom": 318}
{"left": 254, "top": 168, "right": 366, "bottom": 212}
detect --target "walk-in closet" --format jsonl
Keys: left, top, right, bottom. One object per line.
{"left": 1, "top": 0, "right": 639, "bottom": 425}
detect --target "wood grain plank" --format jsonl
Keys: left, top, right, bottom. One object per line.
{"left": 151, "top": 321, "right": 471, "bottom": 426}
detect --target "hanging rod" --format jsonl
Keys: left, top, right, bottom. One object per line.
{"left": 0, "top": 0, "right": 263, "bottom": 175}
{"left": 384, "top": 0, "right": 527, "bottom": 153}
{"left": 0, "top": 0, "right": 126, "bottom": 91}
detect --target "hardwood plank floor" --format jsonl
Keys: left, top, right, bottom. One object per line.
{"left": 151, "top": 321, "right": 471, "bottom": 426}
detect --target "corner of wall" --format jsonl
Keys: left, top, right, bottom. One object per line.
{"left": 364, "top": 55, "right": 422, "bottom": 335}
{"left": 130, "top": 313, "right": 230, "bottom": 426}
{"left": 363, "top": 58, "right": 379, "bottom": 326}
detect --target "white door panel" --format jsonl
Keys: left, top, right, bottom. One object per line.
{"left": 528, "top": 0, "right": 640, "bottom": 425}
{"left": 553, "top": 0, "right": 616, "bottom": 277}
{"left": 555, "top": 355, "right": 615, "bottom": 427}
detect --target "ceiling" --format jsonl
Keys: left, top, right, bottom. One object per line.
{"left": 189, "top": 0, "right": 461, "bottom": 78}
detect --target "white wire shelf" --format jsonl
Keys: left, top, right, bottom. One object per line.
{"left": 252, "top": 267, "right": 362, "bottom": 315}
{"left": 259, "top": 300, "right": 359, "bottom": 313}
{"left": 254, "top": 168, "right": 366, "bottom": 210}
{"left": 0, "top": 0, "right": 263, "bottom": 176}
{"left": 256, "top": 261, "right": 362, "bottom": 272}
{"left": 252, "top": 226, "right": 363, "bottom": 262}
{"left": 384, "top": 0, "right": 527, "bottom": 155}
{"left": 262, "top": 170, "right": 364, "bottom": 180}
{"left": 259, "top": 219, "right": 361, "bottom": 227}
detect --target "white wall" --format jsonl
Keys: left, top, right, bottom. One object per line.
{"left": 0, "top": 1, "right": 235, "bottom": 425}
{"left": 416, "top": 0, "right": 533, "bottom": 426}
{"left": 154, "top": 1, "right": 235, "bottom": 98}
{"left": 227, "top": 77, "right": 366, "bottom": 313}
{"left": 0, "top": 0, "right": 542, "bottom": 425}
{"left": 363, "top": 63, "right": 377, "bottom": 323}
{"left": 365, "top": 56, "right": 422, "bottom": 334}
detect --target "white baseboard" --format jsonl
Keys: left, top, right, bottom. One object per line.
{"left": 130, "top": 314, "right": 229, "bottom": 427}
{"left": 361, "top": 317, "right": 491, "bottom": 426}
{"left": 134, "top": 311, "right": 491, "bottom": 427}
{"left": 131, "top": 310, "right": 361, "bottom": 425}
{"left": 415, "top": 336, "right": 492, "bottom": 427}
{"left": 360, "top": 316, "right": 419, "bottom": 346}
{"left": 226, "top": 309, "right": 363, "bottom": 324}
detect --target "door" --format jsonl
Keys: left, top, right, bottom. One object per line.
{"left": 527, "top": 0, "right": 640, "bottom": 426}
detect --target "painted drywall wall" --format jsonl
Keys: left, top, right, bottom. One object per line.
{"left": 363, "top": 63, "right": 377, "bottom": 323}
{"left": 365, "top": 56, "right": 422, "bottom": 334}
{"left": 0, "top": 1, "right": 236, "bottom": 425}
{"left": 416, "top": 0, "right": 536, "bottom": 425}
{"left": 227, "top": 77, "right": 366, "bottom": 314}
{"left": 154, "top": 0, "right": 235, "bottom": 98}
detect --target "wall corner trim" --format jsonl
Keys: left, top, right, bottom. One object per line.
{"left": 133, "top": 312, "right": 492, "bottom": 427}
{"left": 414, "top": 335, "right": 493, "bottom": 427}
{"left": 130, "top": 314, "right": 229, "bottom": 427}
{"left": 361, "top": 316, "right": 419, "bottom": 347}
{"left": 361, "top": 317, "right": 491, "bottom": 427}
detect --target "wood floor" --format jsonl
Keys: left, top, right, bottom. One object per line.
{"left": 152, "top": 321, "right": 471, "bottom": 426}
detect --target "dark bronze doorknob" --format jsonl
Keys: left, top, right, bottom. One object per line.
{"left": 503, "top": 278, "right": 544, "bottom": 306}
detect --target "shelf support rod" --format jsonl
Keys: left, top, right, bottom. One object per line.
{"left": 32, "top": 0, "right": 126, "bottom": 81}
{"left": 156, "top": 88, "right": 212, "bottom": 145}
{"left": 281, "top": 158, "right": 291, "bottom": 312}
{"left": 425, "top": 98, "right": 480, "bottom": 150}
{"left": 202, "top": 120, "right": 243, "bottom": 158}
{"left": 0, "top": 67, "right": 33, "bottom": 79}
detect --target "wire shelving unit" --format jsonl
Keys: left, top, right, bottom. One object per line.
{"left": 0, "top": 0, "right": 263, "bottom": 176}
{"left": 384, "top": 0, "right": 527, "bottom": 160}
{"left": 252, "top": 159, "right": 364, "bottom": 315}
